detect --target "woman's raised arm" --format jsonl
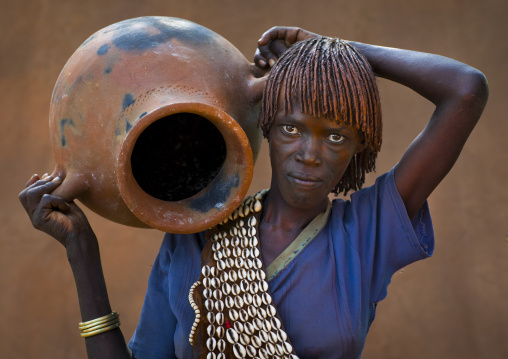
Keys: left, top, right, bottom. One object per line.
{"left": 19, "top": 174, "right": 132, "bottom": 359}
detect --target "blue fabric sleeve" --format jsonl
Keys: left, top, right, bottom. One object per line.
{"left": 345, "top": 166, "right": 434, "bottom": 303}
{"left": 129, "top": 245, "right": 177, "bottom": 359}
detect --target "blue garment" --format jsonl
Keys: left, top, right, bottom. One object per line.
{"left": 129, "top": 167, "right": 434, "bottom": 359}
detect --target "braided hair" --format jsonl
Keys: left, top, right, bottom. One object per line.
{"left": 259, "top": 36, "right": 382, "bottom": 195}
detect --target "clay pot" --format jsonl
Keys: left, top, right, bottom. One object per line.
{"left": 49, "top": 16, "right": 266, "bottom": 234}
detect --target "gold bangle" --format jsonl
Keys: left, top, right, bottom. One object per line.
{"left": 80, "top": 322, "right": 121, "bottom": 338}
{"left": 79, "top": 312, "right": 118, "bottom": 328}
{"left": 81, "top": 317, "right": 120, "bottom": 333}
{"left": 79, "top": 312, "right": 120, "bottom": 338}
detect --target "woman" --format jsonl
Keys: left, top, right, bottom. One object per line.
{"left": 19, "top": 27, "right": 488, "bottom": 359}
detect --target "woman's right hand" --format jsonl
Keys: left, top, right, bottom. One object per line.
{"left": 19, "top": 173, "right": 94, "bottom": 248}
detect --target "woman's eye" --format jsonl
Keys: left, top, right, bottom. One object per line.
{"left": 328, "top": 134, "right": 345, "bottom": 144}
{"left": 282, "top": 125, "right": 299, "bottom": 135}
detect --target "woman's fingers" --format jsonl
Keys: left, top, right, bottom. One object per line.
{"left": 19, "top": 176, "right": 62, "bottom": 215}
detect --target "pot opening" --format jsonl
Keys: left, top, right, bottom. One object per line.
{"left": 131, "top": 113, "right": 227, "bottom": 201}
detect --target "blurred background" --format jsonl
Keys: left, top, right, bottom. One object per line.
{"left": 1, "top": 0, "right": 507, "bottom": 358}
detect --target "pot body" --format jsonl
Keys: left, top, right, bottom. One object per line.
{"left": 49, "top": 16, "right": 265, "bottom": 233}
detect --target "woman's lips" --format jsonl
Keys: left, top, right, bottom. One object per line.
{"left": 287, "top": 172, "right": 324, "bottom": 188}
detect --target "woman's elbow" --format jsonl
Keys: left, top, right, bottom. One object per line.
{"left": 459, "top": 67, "right": 489, "bottom": 107}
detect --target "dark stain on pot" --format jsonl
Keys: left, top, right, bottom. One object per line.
{"left": 97, "top": 44, "right": 110, "bottom": 56}
{"left": 60, "top": 118, "right": 75, "bottom": 147}
{"left": 189, "top": 172, "right": 240, "bottom": 213}
{"left": 139, "top": 112, "right": 147, "bottom": 119}
{"left": 111, "top": 17, "right": 217, "bottom": 53}
{"left": 104, "top": 67, "right": 112, "bottom": 74}
{"left": 122, "top": 93, "right": 135, "bottom": 111}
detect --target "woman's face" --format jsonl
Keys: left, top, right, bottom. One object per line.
{"left": 268, "top": 104, "right": 365, "bottom": 210}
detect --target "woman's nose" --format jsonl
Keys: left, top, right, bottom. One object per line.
{"left": 295, "top": 137, "right": 322, "bottom": 165}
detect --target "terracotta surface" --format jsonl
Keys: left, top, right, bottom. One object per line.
{"left": 49, "top": 16, "right": 265, "bottom": 233}
{"left": 1, "top": 1, "right": 507, "bottom": 359}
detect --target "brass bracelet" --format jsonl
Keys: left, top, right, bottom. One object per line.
{"left": 80, "top": 322, "right": 121, "bottom": 338}
{"left": 79, "top": 312, "right": 120, "bottom": 338}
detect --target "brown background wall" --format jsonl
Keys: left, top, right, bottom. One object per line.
{"left": 1, "top": 0, "right": 507, "bottom": 358}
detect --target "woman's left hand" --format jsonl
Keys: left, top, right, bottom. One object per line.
{"left": 254, "top": 26, "right": 318, "bottom": 69}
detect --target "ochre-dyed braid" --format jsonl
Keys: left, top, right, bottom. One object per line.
{"left": 259, "top": 36, "right": 382, "bottom": 195}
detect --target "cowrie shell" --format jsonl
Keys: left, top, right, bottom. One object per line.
{"left": 262, "top": 292, "right": 272, "bottom": 305}
{"left": 217, "top": 338, "right": 226, "bottom": 351}
{"left": 233, "top": 343, "right": 246, "bottom": 358}
{"left": 225, "top": 296, "right": 234, "bottom": 308}
{"left": 254, "top": 258, "right": 263, "bottom": 269}
{"left": 213, "top": 251, "right": 223, "bottom": 261}
{"left": 210, "top": 267, "right": 217, "bottom": 277}
{"left": 257, "top": 307, "right": 267, "bottom": 319}
{"left": 218, "top": 353, "right": 226, "bottom": 359}
{"left": 233, "top": 237, "right": 240, "bottom": 247}
{"left": 259, "top": 280, "right": 269, "bottom": 292}
{"left": 254, "top": 199, "right": 262, "bottom": 212}
{"left": 207, "top": 312, "right": 215, "bottom": 323}
{"left": 206, "top": 337, "right": 216, "bottom": 351}
{"left": 234, "top": 296, "right": 244, "bottom": 309}
{"left": 207, "top": 352, "right": 216, "bottom": 359}
{"left": 229, "top": 308, "right": 239, "bottom": 321}
{"left": 248, "top": 305, "right": 257, "bottom": 317}
{"left": 234, "top": 321, "right": 244, "bottom": 333}
{"left": 244, "top": 322, "right": 254, "bottom": 335}
{"left": 203, "top": 288, "right": 212, "bottom": 299}
{"left": 246, "top": 344, "right": 257, "bottom": 357}
{"left": 253, "top": 294, "right": 262, "bottom": 307}
{"left": 271, "top": 317, "right": 281, "bottom": 329}
{"left": 240, "top": 334, "right": 251, "bottom": 346}
{"left": 240, "top": 279, "right": 250, "bottom": 292}
{"left": 243, "top": 292, "right": 253, "bottom": 305}
{"left": 222, "top": 248, "right": 231, "bottom": 258}
{"left": 241, "top": 227, "right": 247, "bottom": 236}
{"left": 269, "top": 330, "right": 278, "bottom": 344}
{"left": 250, "top": 282, "right": 259, "bottom": 294}
{"left": 251, "top": 335, "right": 261, "bottom": 348}
{"left": 245, "top": 258, "right": 253, "bottom": 269}
{"left": 238, "top": 268, "right": 247, "bottom": 279}
{"left": 212, "top": 242, "right": 221, "bottom": 252}
{"left": 216, "top": 312, "right": 224, "bottom": 325}
{"left": 243, "top": 206, "right": 250, "bottom": 217}
{"left": 266, "top": 342, "right": 276, "bottom": 355}
{"left": 247, "top": 270, "right": 256, "bottom": 281}
{"left": 241, "top": 237, "right": 249, "bottom": 248}
{"left": 277, "top": 329, "right": 288, "bottom": 342}
{"left": 238, "top": 219, "right": 245, "bottom": 227}
{"left": 256, "top": 270, "right": 266, "bottom": 281}
{"left": 242, "top": 248, "right": 250, "bottom": 258}
{"left": 216, "top": 326, "right": 225, "bottom": 338}
{"left": 266, "top": 304, "right": 277, "bottom": 317}
{"left": 248, "top": 216, "right": 257, "bottom": 227}
{"left": 250, "top": 236, "right": 259, "bottom": 247}
{"left": 202, "top": 265, "right": 211, "bottom": 277}
{"left": 253, "top": 318, "right": 263, "bottom": 331}
{"left": 203, "top": 278, "right": 211, "bottom": 288}
{"left": 205, "top": 299, "right": 214, "bottom": 311}
{"left": 207, "top": 324, "right": 215, "bottom": 337}
{"left": 222, "top": 282, "right": 231, "bottom": 295}
{"left": 226, "top": 328, "right": 239, "bottom": 344}
{"left": 283, "top": 342, "right": 293, "bottom": 354}
{"left": 219, "top": 271, "right": 228, "bottom": 282}
{"left": 211, "top": 277, "right": 220, "bottom": 289}
{"left": 213, "top": 289, "right": 223, "bottom": 300}
{"left": 262, "top": 320, "right": 272, "bottom": 332}
{"left": 235, "top": 257, "right": 244, "bottom": 269}
{"left": 276, "top": 343, "right": 284, "bottom": 356}
{"left": 221, "top": 237, "right": 230, "bottom": 248}
{"left": 239, "top": 309, "right": 249, "bottom": 322}
{"left": 232, "top": 284, "right": 241, "bottom": 296}
{"left": 225, "top": 258, "right": 234, "bottom": 268}
{"left": 233, "top": 247, "right": 242, "bottom": 257}
{"left": 258, "top": 329, "right": 268, "bottom": 342}
{"left": 258, "top": 348, "right": 268, "bottom": 359}
{"left": 229, "top": 269, "right": 238, "bottom": 282}
{"left": 252, "top": 247, "right": 260, "bottom": 258}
